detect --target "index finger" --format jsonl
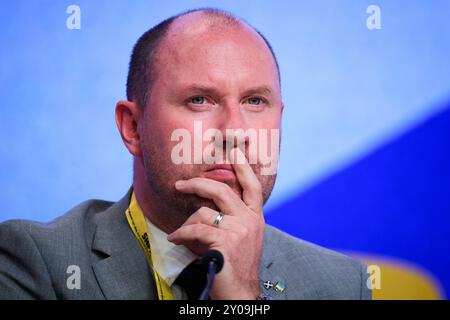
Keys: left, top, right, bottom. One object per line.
{"left": 229, "top": 147, "right": 263, "bottom": 213}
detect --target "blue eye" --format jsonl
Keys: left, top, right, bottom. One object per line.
{"left": 248, "top": 97, "right": 263, "bottom": 105}
{"left": 191, "top": 96, "right": 206, "bottom": 104}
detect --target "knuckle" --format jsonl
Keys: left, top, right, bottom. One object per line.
{"left": 190, "top": 224, "right": 200, "bottom": 234}
{"left": 222, "top": 184, "right": 236, "bottom": 198}
{"left": 240, "top": 225, "right": 250, "bottom": 237}
{"left": 190, "top": 178, "right": 202, "bottom": 189}
{"left": 197, "top": 206, "right": 209, "bottom": 217}
{"left": 253, "top": 179, "right": 263, "bottom": 193}
{"left": 228, "top": 231, "right": 240, "bottom": 243}
{"left": 200, "top": 207, "right": 214, "bottom": 223}
{"left": 193, "top": 227, "right": 205, "bottom": 241}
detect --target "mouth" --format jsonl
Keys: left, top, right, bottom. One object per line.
{"left": 202, "top": 164, "right": 236, "bottom": 181}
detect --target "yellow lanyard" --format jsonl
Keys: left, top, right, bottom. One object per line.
{"left": 125, "top": 192, "right": 174, "bottom": 300}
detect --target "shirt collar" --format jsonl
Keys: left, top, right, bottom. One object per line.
{"left": 146, "top": 217, "right": 199, "bottom": 286}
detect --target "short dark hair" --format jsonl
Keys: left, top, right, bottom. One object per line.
{"left": 126, "top": 8, "right": 280, "bottom": 109}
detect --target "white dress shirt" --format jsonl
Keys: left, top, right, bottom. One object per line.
{"left": 146, "top": 217, "right": 199, "bottom": 299}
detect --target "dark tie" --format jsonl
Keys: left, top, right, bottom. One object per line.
{"left": 174, "top": 259, "right": 208, "bottom": 300}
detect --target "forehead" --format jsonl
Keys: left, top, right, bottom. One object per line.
{"left": 154, "top": 14, "right": 279, "bottom": 91}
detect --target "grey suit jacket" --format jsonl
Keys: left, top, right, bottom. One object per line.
{"left": 0, "top": 188, "right": 371, "bottom": 300}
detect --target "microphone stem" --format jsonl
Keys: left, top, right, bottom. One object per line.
{"left": 198, "top": 261, "right": 217, "bottom": 300}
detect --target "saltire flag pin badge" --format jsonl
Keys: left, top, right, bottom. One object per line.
{"left": 263, "top": 280, "right": 274, "bottom": 290}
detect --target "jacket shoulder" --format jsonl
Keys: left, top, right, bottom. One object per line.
{"left": 1, "top": 198, "right": 114, "bottom": 250}
{"left": 263, "top": 225, "right": 371, "bottom": 299}
{"left": 0, "top": 198, "right": 114, "bottom": 299}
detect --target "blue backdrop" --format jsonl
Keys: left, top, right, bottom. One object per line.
{"left": 1, "top": 1, "right": 449, "bottom": 298}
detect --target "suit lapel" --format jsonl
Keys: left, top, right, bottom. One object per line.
{"left": 90, "top": 188, "right": 157, "bottom": 300}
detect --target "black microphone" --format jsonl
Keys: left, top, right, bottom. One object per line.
{"left": 198, "top": 250, "right": 224, "bottom": 300}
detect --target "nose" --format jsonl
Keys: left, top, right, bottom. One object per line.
{"left": 214, "top": 103, "right": 252, "bottom": 153}
{"left": 217, "top": 101, "right": 246, "bottom": 129}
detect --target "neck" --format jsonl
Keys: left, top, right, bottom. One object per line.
{"left": 132, "top": 159, "right": 184, "bottom": 235}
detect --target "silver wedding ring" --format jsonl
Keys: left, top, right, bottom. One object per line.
{"left": 213, "top": 212, "right": 224, "bottom": 228}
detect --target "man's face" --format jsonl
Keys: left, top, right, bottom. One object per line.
{"left": 138, "top": 20, "right": 283, "bottom": 218}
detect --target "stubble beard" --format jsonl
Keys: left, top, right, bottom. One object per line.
{"left": 140, "top": 140, "right": 277, "bottom": 231}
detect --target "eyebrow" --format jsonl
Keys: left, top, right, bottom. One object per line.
{"left": 178, "top": 84, "right": 273, "bottom": 97}
{"left": 240, "top": 86, "right": 273, "bottom": 97}
{"left": 180, "top": 84, "right": 222, "bottom": 96}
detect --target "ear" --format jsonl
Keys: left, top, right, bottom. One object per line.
{"left": 115, "top": 100, "right": 142, "bottom": 157}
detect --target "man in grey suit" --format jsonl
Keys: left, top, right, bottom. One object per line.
{"left": 0, "top": 8, "right": 371, "bottom": 300}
